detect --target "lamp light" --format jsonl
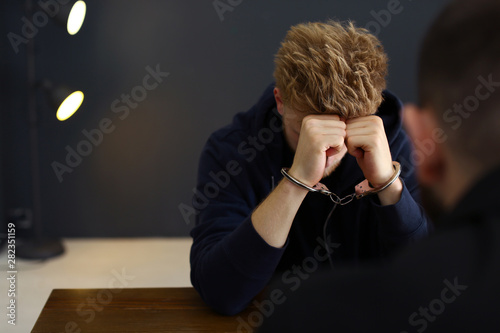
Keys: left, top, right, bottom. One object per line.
{"left": 66, "top": 1, "right": 86, "bottom": 35}
{"left": 41, "top": 80, "right": 84, "bottom": 121}
{"left": 57, "top": 90, "right": 84, "bottom": 121}
{"left": 45, "top": 0, "right": 87, "bottom": 36}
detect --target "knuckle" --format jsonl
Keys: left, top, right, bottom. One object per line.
{"left": 301, "top": 116, "right": 316, "bottom": 129}
{"left": 345, "top": 136, "right": 353, "bottom": 147}
{"left": 373, "top": 116, "right": 383, "bottom": 126}
{"left": 337, "top": 136, "right": 346, "bottom": 147}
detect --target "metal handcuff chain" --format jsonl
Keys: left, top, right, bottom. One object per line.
{"left": 281, "top": 161, "right": 401, "bottom": 205}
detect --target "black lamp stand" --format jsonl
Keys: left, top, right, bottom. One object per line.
{"left": 17, "top": 0, "right": 65, "bottom": 260}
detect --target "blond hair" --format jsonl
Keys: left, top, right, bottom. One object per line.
{"left": 273, "top": 21, "right": 388, "bottom": 118}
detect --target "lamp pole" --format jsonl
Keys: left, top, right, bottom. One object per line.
{"left": 17, "top": 0, "right": 65, "bottom": 259}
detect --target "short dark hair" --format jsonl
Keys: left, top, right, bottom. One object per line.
{"left": 418, "top": 0, "right": 500, "bottom": 167}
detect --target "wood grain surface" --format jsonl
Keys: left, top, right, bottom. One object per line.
{"left": 31, "top": 288, "right": 260, "bottom": 333}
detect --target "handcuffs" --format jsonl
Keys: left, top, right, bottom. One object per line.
{"left": 281, "top": 161, "right": 401, "bottom": 205}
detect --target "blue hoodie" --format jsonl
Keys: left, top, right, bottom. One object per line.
{"left": 189, "top": 84, "right": 430, "bottom": 315}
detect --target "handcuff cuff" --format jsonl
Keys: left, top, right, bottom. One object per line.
{"left": 281, "top": 161, "right": 401, "bottom": 205}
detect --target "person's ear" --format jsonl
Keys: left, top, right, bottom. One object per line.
{"left": 403, "top": 103, "right": 446, "bottom": 186}
{"left": 274, "top": 88, "right": 285, "bottom": 116}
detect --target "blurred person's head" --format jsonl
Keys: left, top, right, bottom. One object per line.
{"left": 404, "top": 0, "right": 500, "bottom": 220}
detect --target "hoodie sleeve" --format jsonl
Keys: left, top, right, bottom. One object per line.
{"left": 370, "top": 127, "right": 432, "bottom": 254}
{"left": 189, "top": 133, "right": 286, "bottom": 315}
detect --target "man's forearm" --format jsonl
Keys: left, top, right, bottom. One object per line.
{"left": 251, "top": 178, "right": 308, "bottom": 248}
{"left": 377, "top": 178, "right": 403, "bottom": 206}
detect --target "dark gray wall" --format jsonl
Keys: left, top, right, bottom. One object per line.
{"left": 1, "top": 0, "right": 451, "bottom": 237}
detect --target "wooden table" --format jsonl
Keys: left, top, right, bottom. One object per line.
{"left": 31, "top": 288, "right": 260, "bottom": 332}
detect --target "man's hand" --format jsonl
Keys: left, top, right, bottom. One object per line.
{"left": 345, "top": 116, "right": 394, "bottom": 187}
{"left": 289, "top": 115, "right": 347, "bottom": 187}
{"left": 287, "top": 114, "right": 401, "bottom": 206}
{"left": 345, "top": 116, "right": 403, "bottom": 206}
